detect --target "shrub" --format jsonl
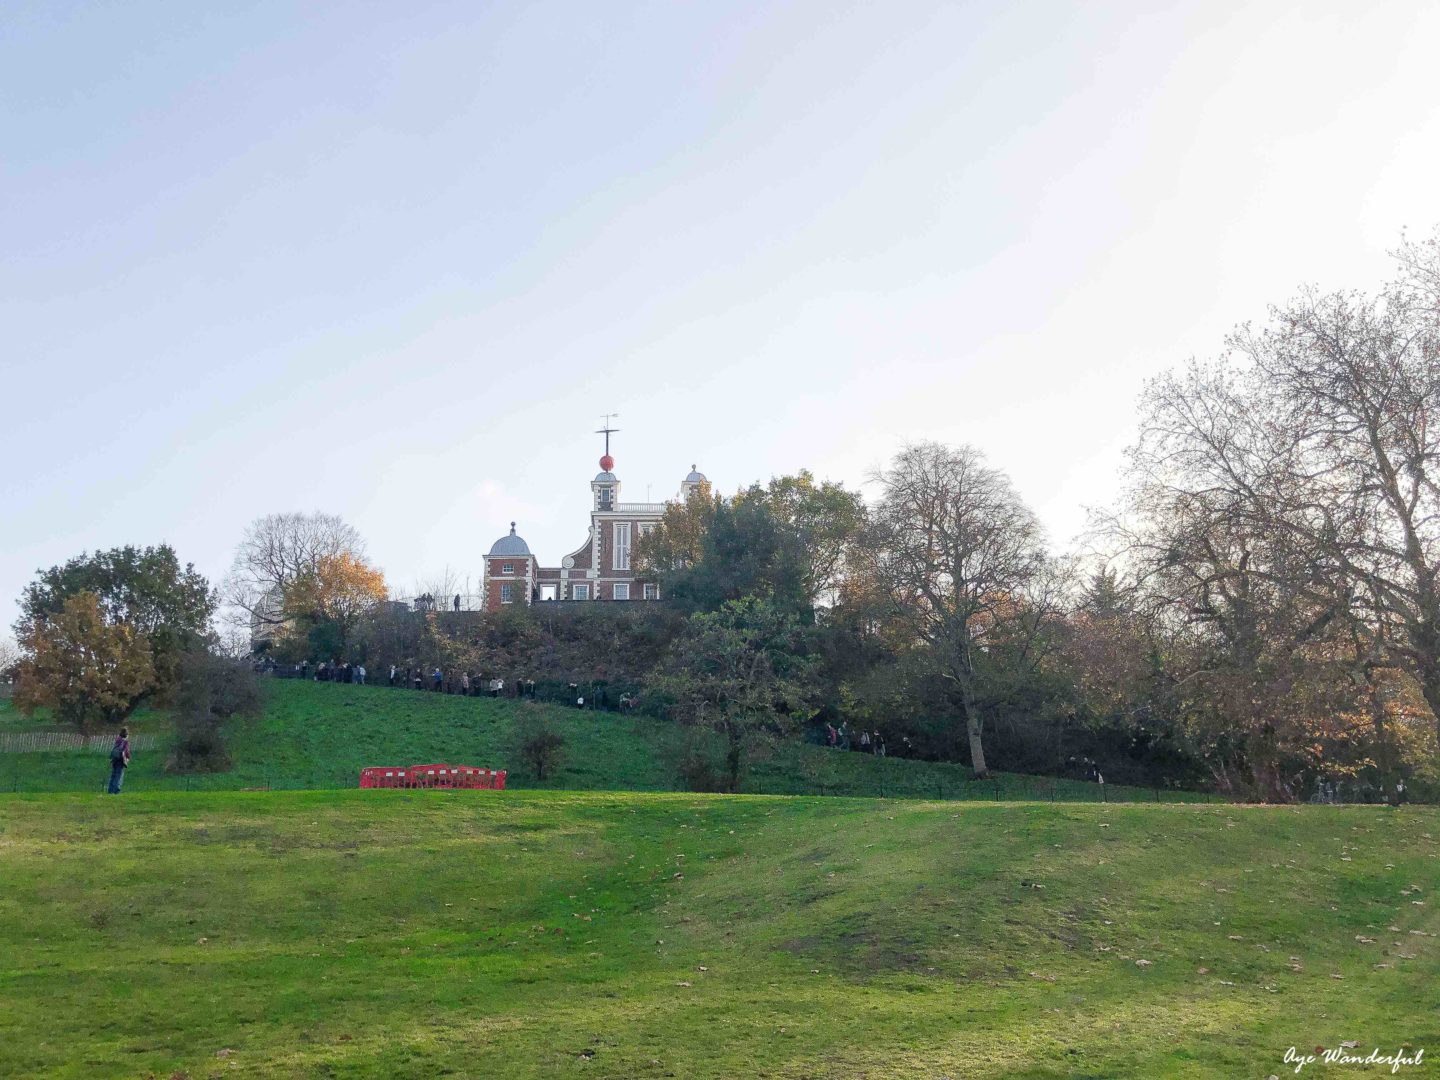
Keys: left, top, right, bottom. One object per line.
{"left": 167, "top": 652, "right": 266, "bottom": 773}
{"left": 672, "top": 732, "right": 724, "bottom": 793}
{"left": 515, "top": 715, "right": 566, "bottom": 780}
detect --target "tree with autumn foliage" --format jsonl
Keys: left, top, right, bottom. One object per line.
{"left": 280, "top": 552, "right": 388, "bottom": 656}
{"left": 14, "top": 592, "right": 156, "bottom": 731}
{"left": 15, "top": 544, "right": 214, "bottom": 704}
{"left": 633, "top": 482, "right": 719, "bottom": 601}
{"left": 222, "top": 512, "right": 368, "bottom": 646}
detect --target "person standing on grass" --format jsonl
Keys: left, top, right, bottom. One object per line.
{"left": 432, "top": 667, "right": 443, "bottom": 692}
{"left": 389, "top": 664, "right": 397, "bottom": 688}
{"left": 107, "top": 727, "right": 131, "bottom": 794}
{"left": 356, "top": 664, "right": 366, "bottom": 686}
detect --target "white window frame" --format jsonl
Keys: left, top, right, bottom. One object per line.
{"left": 500, "top": 583, "right": 514, "bottom": 604}
{"left": 572, "top": 584, "right": 590, "bottom": 601}
{"left": 613, "top": 522, "right": 631, "bottom": 571}
{"left": 613, "top": 583, "right": 630, "bottom": 600}
{"left": 502, "top": 562, "right": 514, "bottom": 575}
{"left": 643, "top": 583, "right": 659, "bottom": 600}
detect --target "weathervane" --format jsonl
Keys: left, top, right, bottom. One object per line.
{"left": 596, "top": 413, "right": 620, "bottom": 471}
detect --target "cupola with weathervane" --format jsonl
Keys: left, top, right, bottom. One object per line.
{"left": 592, "top": 413, "right": 620, "bottom": 511}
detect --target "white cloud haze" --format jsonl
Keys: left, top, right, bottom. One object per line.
{"left": 3, "top": 0, "right": 1439, "bottom": 619}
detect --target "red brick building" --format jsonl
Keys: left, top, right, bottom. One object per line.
{"left": 481, "top": 442, "right": 707, "bottom": 611}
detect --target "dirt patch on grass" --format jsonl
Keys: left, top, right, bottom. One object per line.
{"left": 777, "top": 928, "right": 930, "bottom": 973}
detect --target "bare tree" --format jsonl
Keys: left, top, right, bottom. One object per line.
{"left": 0, "top": 635, "right": 20, "bottom": 681}
{"left": 1106, "top": 405, "right": 1373, "bottom": 798}
{"left": 1106, "top": 228, "right": 1440, "bottom": 789}
{"left": 1235, "top": 233, "right": 1440, "bottom": 743}
{"left": 867, "top": 442, "right": 1054, "bottom": 778}
{"left": 223, "top": 512, "right": 366, "bottom": 637}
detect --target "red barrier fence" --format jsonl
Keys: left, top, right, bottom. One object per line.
{"left": 359, "top": 763, "right": 507, "bottom": 790}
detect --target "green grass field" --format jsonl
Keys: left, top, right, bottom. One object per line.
{"left": 0, "top": 679, "right": 1206, "bottom": 803}
{"left": 1, "top": 790, "right": 1435, "bottom": 1078}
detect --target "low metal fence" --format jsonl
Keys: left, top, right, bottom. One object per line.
{"left": 0, "top": 731, "right": 160, "bottom": 754}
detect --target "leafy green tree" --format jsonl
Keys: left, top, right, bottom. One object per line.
{"left": 635, "top": 471, "right": 866, "bottom": 618}
{"left": 15, "top": 544, "right": 214, "bottom": 707}
{"left": 650, "top": 597, "right": 817, "bottom": 791}
{"left": 744, "top": 471, "right": 868, "bottom": 608}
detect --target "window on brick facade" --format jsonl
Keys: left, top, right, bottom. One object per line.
{"left": 643, "top": 583, "right": 659, "bottom": 600}
{"left": 613, "top": 522, "right": 631, "bottom": 571}
{"left": 613, "top": 583, "right": 630, "bottom": 600}
{"left": 502, "top": 562, "right": 514, "bottom": 575}
{"left": 572, "top": 584, "right": 590, "bottom": 601}
{"left": 500, "top": 583, "right": 514, "bottom": 604}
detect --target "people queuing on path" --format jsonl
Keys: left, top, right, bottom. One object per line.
{"left": 815, "top": 721, "right": 915, "bottom": 761}
{"left": 294, "top": 661, "right": 609, "bottom": 713}
{"left": 107, "top": 726, "right": 131, "bottom": 794}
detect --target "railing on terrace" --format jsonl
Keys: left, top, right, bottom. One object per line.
{"left": 387, "top": 594, "right": 486, "bottom": 613}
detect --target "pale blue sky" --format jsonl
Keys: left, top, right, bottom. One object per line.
{"left": 3, "top": 0, "right": 1439, "bottom": 618}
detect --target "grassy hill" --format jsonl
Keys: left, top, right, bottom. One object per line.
{"left": 1, "top": 789, "right": 1434, "bottom": 1078}
{"left": 0, "top": 679, "right": 1207, "bottom": 802}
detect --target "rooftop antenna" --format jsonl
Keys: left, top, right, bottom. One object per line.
{"left": 595, "top": 413, "right": 620, "bottom": 471}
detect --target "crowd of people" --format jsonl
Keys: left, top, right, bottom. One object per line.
{"left": 261, "top": 658, "right": 540, "bottom": 699}
{"left": 823, "top": 721, "right": 913, "bottom": 759}
{"left": 259, "top": 658, "right": 641, "bottom": 711}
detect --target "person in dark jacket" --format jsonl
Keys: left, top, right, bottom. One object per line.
{"left": 107, "top": 727, "right": 131, "bottom": 794}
